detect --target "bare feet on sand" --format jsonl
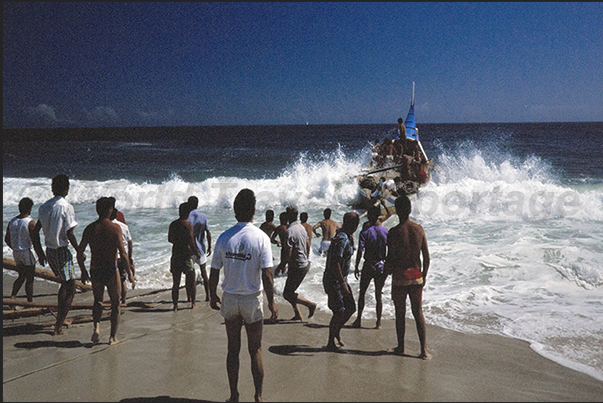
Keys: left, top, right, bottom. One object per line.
{"left": 419, "top": 351, "right": 432, "bottom": 360}
{"left": 109, "top": 337, "right": 120, "bottom": 346}
{"left": 226, "top": 392, "right": 239, "bottom": 402}
{"left": 325, "top": 343, "right": 342, "bottom": 352}
{"left": 308, "top": 303, "right": 316, "bottom": 318}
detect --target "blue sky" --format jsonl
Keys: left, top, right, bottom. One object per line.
{"left": 3, "top": 2, "right": 602, "bottom": 128}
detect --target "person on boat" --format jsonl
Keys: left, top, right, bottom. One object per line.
{"left": 397, "top": 117, "right": 406, "bottom": 140}
{"left": 393, "top": 138, "right": 404, "bottom": 163}
{"left": 381, "top": 138, "right": 395, "bottom": 163}
{"left": 371, "top": 177, "right": 396, "bottom": 201}
{"left": 313, "top": 208, "right": 338, "bottom": 255}
{"left": 369, "top": 139, "right": 383, "bottom": 168}
{"left": 398, "top": 154, "right": 415, "bottom": 182}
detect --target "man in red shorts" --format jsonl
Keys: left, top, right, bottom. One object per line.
{"left": 384, "top": 194, "right": 431, "bottom": 359}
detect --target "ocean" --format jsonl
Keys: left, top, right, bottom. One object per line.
{"left": 3, "top": 122, "right": 603, "bottom": 381}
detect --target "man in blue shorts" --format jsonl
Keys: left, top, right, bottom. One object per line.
{"left": 209, "top": 188, "right": 277, "bottom": 403}
{"left": 323, "top": 211, "right": 359, "bottom": 352}
{"left": 32, "top": 174, "right": 88, "bottom": 336}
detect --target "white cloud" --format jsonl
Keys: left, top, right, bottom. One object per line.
{"left": 25, "top": 104, "right": 60, "bottom": 123}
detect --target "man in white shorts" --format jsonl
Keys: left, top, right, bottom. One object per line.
{"left": 187, "top": 195, "right": 212, "bottom": 302}
{"left": 313, "top": 208, "right": 338, "bottom": 255}
{"left": 5, "top": 197, "right": 41, "bottom": 302}
{"left": 209, "top": 188, "right": 277, "bottom": 403}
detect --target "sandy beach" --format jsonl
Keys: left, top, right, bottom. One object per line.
{"left": 3, "top": 269, "right": 602, "bottom": 402}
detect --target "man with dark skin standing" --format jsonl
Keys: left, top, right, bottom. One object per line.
{"left": 323, "top": 212, "right": 359, "bottom": 351}
{"left": 32, "top": 174, "right": 87, "bottom": 336}
{"left": 77, "top": 197, "right": 133, "bottom": 345}
{"left": 169, "top": 202, "right": 202, "bottom": 311}
{"left": 259, "top": 209, "right": 277, "bottom": 238}
{"left": 384, "top": 194, "right": 431, "bottom": 359}
{"left": 209, "top": 189, "right": 277, "bottom": 402}
{"left": 270, "top": 211, "right": 289, "bottom": 277}
{"left": 300, "top": 211, "right": 314, "bottom": 254}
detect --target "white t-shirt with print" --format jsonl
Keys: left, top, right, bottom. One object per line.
{"left": 211, "top": 222, "right": 273, "bottom": 295}
{"left": 38, "top": 196, "right": 77, "bottom": 249}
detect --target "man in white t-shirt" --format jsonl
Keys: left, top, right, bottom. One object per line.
{"left": 209, "top": 188, "right": 277, "bottom": 403}
{"left": 187, "top": 195, "right": 212, "bottom": 302}
{"left": 32, "top": 174, "right": 88, "bottom": 336}
{"left": 5, "top": 197, "right": 41, "bottom": 302}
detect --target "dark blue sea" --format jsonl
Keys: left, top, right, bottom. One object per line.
{"left": 3, "top": 122, "right": 603, "bottom": 380}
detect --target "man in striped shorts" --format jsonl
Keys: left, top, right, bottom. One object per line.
{"left": 32, "top": 174, "right": 88, "bottom": 336}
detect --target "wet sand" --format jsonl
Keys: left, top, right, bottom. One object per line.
{"left": 3, "top": 271, "right": 602, "bottom": 402}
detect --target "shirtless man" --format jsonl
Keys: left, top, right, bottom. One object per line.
{"left": 77, "top": 197, "right": 133, "bottom": 345}
{"left": 384, "top": 195, "right": 431, "bottom": 359}
{"left": 259, "top": 209, "right": 277, "bottom": 238}
{"left": 168, "top": 202, "right": 202, "bottom": 311}
{"left": 270, "top": 212, "right": 289, "bottom": 277}
{"left": 313, "top": 208, "right": 338, "bottom": 255}
{"left": 299, "top": 212, "right": 313, "bottom": 253}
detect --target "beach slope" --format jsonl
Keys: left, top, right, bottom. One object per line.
{"left": 3, "top": 271, "right": 602, "bottom": 402}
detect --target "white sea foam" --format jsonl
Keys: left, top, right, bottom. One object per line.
{"left": 3, "top": 144, "right": 603, "bottom": 381}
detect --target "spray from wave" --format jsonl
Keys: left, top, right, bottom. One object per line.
{"left": 414, "top": 140, "right": 603, "bottom": 222}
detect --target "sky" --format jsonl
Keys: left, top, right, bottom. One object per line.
{"left": 3, "top": 2, "right": 602, "bottom": 128}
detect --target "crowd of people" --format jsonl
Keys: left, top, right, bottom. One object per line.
{"left": 5, "top": 174, "right": 431, "bottom": 402}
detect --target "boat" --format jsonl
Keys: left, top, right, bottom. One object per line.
{"left": 355, "top": 82, "right": 433, "bottom": 214}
